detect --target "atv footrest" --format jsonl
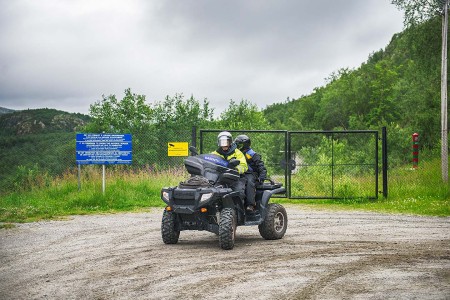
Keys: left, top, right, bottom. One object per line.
{"left": 244, "top": 220, "right": 261, "bottom": 226}
{"left": 244, "top": 213, "right": 261, "bottom": 225}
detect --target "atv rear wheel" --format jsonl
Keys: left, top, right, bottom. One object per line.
{"left": 161, "top": 209, "right": 180, "bottom": 244}
{"left": 259, "top": 203, "right": 287, "bottom": 240}
{"left": 219, "top": 208, "right": 236, "bottom": 250}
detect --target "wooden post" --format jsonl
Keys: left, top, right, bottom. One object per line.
{"left": 441, "top": 0, "right": 448, "bottom": 182}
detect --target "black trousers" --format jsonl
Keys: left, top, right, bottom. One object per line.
{"left": 231, "top": 176, "right": 247, "bottom": 201}
{"left": 244, "top": 172, "right": 257, "bottom": 206}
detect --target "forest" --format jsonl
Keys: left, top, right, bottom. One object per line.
{"left": 264, "top": 15, "right": 443, "bottom": 149}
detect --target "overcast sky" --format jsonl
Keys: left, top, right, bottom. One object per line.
{"left": 0, "top": 0, "right": 404, "bottom": 116}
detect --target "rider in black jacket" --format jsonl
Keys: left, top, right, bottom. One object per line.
{"left": 234, "top": 134, "right": 267, "bottom": 212}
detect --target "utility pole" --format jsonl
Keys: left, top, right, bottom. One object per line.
{"left": 441, "top": 0, "right": 449, "bottom": 182}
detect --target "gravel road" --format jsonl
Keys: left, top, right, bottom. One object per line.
{"left": 1, "top": 206, "right": 449, "bottom": 300}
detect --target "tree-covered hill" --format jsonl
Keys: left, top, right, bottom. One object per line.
{"left": 0, "top": 107, "right": 15, "bottom": 115}
{"left": 263, "top": 16, "right": 444, "bottom": 150}
{"left": 0, "top": 109, "right": 91, "bottom": 193}
{"left": 0, "top": 108, "right": 90, "bottom": 135}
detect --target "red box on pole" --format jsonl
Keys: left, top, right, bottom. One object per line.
{"left": 412, "top": 133, "right": 419, "bottom": 168}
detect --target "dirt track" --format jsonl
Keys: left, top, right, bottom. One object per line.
{"left": 1, "top": 206, "right": 449, "bottom": 299}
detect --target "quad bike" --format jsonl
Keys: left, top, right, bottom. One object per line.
{"left": 160, "top": 147, "right": 287, "bottom": 250}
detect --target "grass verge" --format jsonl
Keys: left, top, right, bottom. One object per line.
{"left": 0, "top": 159, "right": 448, "bottom": 223}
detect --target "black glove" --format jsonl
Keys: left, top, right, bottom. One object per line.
{"left": 258, "top": 177, "right": 266, "bottom": 183}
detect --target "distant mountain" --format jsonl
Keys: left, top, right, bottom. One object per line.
{"left": 0, "top": 108, "right": 91, "bottom": 135}
{"left": 0, "top": 107, "right": 16, "bottom": 115}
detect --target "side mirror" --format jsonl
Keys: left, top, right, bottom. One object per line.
{"left": 228, "top": 159, "right": 240, "bottom": 169}
{"left": 189, "top": 146, "right": 198, "bottom": 156}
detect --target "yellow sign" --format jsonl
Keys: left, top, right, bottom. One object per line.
{"left": 168, "top": 142, "right": 189, "bottom": 157}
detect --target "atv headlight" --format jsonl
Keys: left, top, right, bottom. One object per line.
{"left": 199, "top": 192, "right": 213, "bottom": 204}
{"left": 162, "top": 191, "right": 170, "bottom": 202}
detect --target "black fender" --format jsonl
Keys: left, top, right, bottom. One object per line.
{"left": 260, "top": 187, "right": 286, "bottom": 220}
{"left": 222, "top": 191, "right": 240, "bottom": 208}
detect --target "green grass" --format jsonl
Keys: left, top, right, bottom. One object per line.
{"left": 277, "top": 158, "right": 449, "bottom": 216}
{"left": 0, "top": 158, "right": 449, "bottom": 223}
{"left": 0, "top": 223, "right": 16, "bottom": 229}
{"left": 0, "top": 166, "right": 185, "bottom": 222}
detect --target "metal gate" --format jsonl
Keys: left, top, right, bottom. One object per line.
{"left": 288, "top": 130, "right": 381, "bottom": 199}
{"left": 198, "top": 129, "right": 387, "bottom": 200}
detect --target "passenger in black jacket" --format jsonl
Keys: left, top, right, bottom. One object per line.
{"left": 234, "top": 134, "right": 267, "bottom": 212}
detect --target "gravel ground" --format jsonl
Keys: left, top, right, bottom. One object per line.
{"left": 0, "top": 206, "right": 449, "bottom": 300}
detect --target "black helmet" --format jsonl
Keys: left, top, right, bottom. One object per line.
{"left": 234, "top": 134, "right": 251, "bottom": 151}
{"left": 217, "top": 131, "right": 232, "bottom": 147}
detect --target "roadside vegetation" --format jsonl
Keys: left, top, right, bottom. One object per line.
{"left": 0, "top": 155, "right": 448, "bottom": 223}
{"left": 290, "top": 157, "right": 449, "bottom": 217}
{"left": 0, "top": 167, "right": 182, "bottom": 223}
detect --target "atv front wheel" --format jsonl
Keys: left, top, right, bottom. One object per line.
{"left": 161, "top": 209, "right": 180, "bottom": 244}
{"left": 219, "top": 208, "right": 236, "bottom": 250}
{"left": 259, "top": 203, "right": 287, "bottom": 240}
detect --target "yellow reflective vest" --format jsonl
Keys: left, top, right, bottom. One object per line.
{"left": 211, "top": 148, "right": 248, "bottom": 175}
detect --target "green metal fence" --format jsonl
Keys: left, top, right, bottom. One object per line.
{"left": 1, "top": 127, "right": 387, "bottom": 198}
{"left": 199, "top": 129, "right": 387, "bottom": 199}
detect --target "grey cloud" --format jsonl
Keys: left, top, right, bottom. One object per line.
{"left": 0, "top": 0, "right": 403, "bottom": 115}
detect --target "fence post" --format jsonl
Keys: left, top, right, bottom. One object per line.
{"left": 382, "top": 127, "right": 388, "bottom": 198}
{"left": 191, "top": 126, "right": 197, "bottom": 148}
{"left": 412, "top": 133, "right": 419, "bottom": 169}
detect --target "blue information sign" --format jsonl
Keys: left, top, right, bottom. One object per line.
{"left": 76, "top": 133, "right": 132, "bottom": 165}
